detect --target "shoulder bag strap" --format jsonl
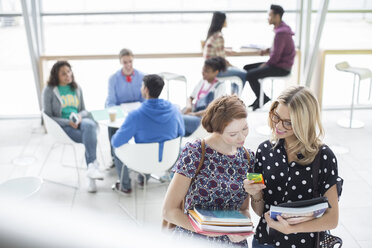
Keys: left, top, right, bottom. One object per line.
{"left": 242, "top": 147, "right": 251, "bottom": 164}
{"left": 311, "top": 147, "right": 322, "bottom": 248}
{"left": 181, "top": 139, "right": 206, "bottom": 211}
{"left": 311, "top": 147, "right": 322, "bottom": 198}
{"left": 190, "top": 139, "right": 206, "bottom": 186}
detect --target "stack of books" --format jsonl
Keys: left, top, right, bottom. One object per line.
{"left": 270, "top": 197, "right": 330, "bottom": 222}
{"left": 188, "top": 208, "right": 254, "bottom": 236}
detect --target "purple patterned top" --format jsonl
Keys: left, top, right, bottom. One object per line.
{"left": 173, "top": 139, "right": 255, "bottom": 211}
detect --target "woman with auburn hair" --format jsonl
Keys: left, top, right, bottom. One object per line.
{"left": 244, "top": 86, "right": 343, "bottom": 248}
{"left": 42, "top": 61, "right": 104, "bottom": 193}
{"left": 163, "top": 95, "right": 255, "bottom": 247}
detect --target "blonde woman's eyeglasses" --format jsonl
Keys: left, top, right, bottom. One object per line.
{"left": 270, "top": 111, "right": 292, "bottom": 130}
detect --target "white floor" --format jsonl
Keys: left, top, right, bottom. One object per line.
{"left": 0, "top": 108, "right": 372, "bottom": 247}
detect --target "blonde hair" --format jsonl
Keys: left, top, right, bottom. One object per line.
{"left": 269, "top": 86, "right": 324, "bottom": 165}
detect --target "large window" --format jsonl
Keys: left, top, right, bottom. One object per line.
{"left": 0, "top": 0, "right": 371, "bottom": 116}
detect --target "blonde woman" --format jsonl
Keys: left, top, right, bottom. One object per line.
{"left": 243, "top": 86, "right": 342, "bottom": 248}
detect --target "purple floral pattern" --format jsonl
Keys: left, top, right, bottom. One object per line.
{"left": 173, "top": 139, "right": 255, "bottom": 211}
{"left": 172, "top": 140, "right": 255, "bottom": 247}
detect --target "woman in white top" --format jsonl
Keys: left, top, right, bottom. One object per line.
{"left": 182, "top": 57, "right": 227, "bottom": 136}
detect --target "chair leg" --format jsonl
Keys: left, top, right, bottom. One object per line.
{"left": 357, "top": 76, "right": 361, "bottom": 104}
{"left": 97, "top": 140, "right": 106, "bottom": 168}
{"left": 117, "top": 163, "right": 138, "bottom": 223}
{"left": 259, "top": 80, "right": 264, "bottom": 108}
{"left": 39, "top": 143, "right": 78, "bottom": 189}
{"left": 61, "top": 143, "right": 85, "bottom": 170}
{"left": 141, "top": 172, "right": 147, "bottom": 223}
{"left": 349, "top": 74, "right": 357, "bottom": 128}
{"left": 72, "top": 145, "right": 81, "bottom": 188}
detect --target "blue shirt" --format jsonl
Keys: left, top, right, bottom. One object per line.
{"left": 111, "top": 99, "right": 185, "bottom": 161}
{"left": 105, "top": 68, "right": 145, "bottom": 107}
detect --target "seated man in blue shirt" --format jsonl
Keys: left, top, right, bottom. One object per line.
{"left": 111, "top": 74, "right": 185, "bottom": 194}
{"left": 105, "top": 48, "right": 145, "bottom": 167}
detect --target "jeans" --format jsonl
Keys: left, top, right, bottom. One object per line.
{"left": 62, "top": 118, "right": 97, "bottom": 166}
{"left": 218, "top": 66, "right": 248, "bottom": 88}
{"left": 244, "top": 62, "right": 290, "bottom": 100}
{"left": 183, "top": 114, "right": 201, "bottom": 137}
{"left": 252, "top": 239, "right": 274, "bottom": 248}
{"left": 108, "top": 127, "right": 118, "bottom": 160}
{"left": 114, "top": 155, "right": 132, "bottom": 190}
{"left": 108, "top": 127, "right": 131, "bottom": 190}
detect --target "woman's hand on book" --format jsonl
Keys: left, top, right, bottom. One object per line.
{"left": 243, "top": 179, "right": 266, "bottom": 197}
{"left": 264, "top": 211, "right": 294, "bottom": 235}
{"left": 227, "top": 234, "right": 249, "bottom": 243}
{"left": 204, "top": 233, "right": 223, "bottom": 238}
{"left": 285, "top": 216, "right": 315, "bottom": 225}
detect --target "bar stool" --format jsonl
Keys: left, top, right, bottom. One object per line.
{"left": 335, "top": 62, "right": 372, "bottom": 128}
{"left": 158, "top": 72, "right": 188, "bottom": 105}
{"left": 256, "top": 74, "right": 291, "bottom": 136}
{"left": 217, "top": 76, "right": 244, "bottom": 96}
{"left": 0, "top": 176, "right": 43, "bottom": 202}
{"left": 258, "top": 74, "right": 292, "bottom": 108}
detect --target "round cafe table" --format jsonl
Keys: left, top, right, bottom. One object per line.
{"left": 92, "top": 102, "right": 141, "bottom": 129}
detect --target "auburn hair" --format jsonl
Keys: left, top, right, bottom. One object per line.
{"left": 202, "top": 95, "right": 247, "bottom": 134}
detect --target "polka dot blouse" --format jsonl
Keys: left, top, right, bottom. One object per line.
{"left": 253, "top": 139, "right": 342, "bottom": 248}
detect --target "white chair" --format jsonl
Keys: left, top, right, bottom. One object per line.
{"left": 181, "top": 124, "right": 209, "bottom": 147}
{"left": 255, "top": 74, "right": 292, "bottom": 136}
{"left": 158, "top": 72, "right": 188, "bottom": 106}
{"left": 114, "top": 137, "right": 181, "bottom": 221}
{"left": 258, "top": 74, "right": 292, "bottom": 108}
{"left": 217, "top": 76, "right": 244, "bottom": 96}
{"left": 41, "top": 112, "right": 106, "bottom": 188}
{"left": 335, "top": 62, "right": 372, "bottom": 128}
{"left": 0, "top": 176, "right": 43, "bottom": 202}
{"left": 40, "top": 112, "right": 81, "bottom": 189}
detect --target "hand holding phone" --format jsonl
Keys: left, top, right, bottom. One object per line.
{"left": 246, "top": 173, "right": 264, "bottom": 184}
{"left": 69, "top": 112, "right": 81, "bottom": 128}
{"left": 244, "top": 173, "right": 266, "bottom": 196}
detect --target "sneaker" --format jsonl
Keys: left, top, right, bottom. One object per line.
{"left": 87, "top": 162, "right": 104, "bottom": 180}
{"left": 111, "top": 182, "right": 132, "bottom": 195}
{"left": 87, "top": 178, "right": 97, "bottom": 193}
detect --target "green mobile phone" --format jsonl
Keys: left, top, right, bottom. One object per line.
{"left": 246, "top": 173, "right": 264, "bottom": 184}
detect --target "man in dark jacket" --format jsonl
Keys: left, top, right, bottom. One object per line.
{"left": 244, "top": 4, "right": 296, "bottom": 111}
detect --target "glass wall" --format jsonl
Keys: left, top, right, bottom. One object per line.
{"left": 0, "top": 0, "right": 39, "bottom": 116}
{"left": 0, "top": 0, "right": 371, "bottom": 116}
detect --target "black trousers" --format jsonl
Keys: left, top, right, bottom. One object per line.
{"left": 244, "top": 62, "right": 290, "bottom": 99}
